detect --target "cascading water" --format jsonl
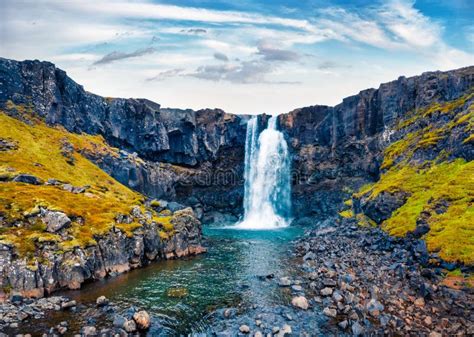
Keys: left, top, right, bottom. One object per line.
{"left": 236, "top": 116, "right": 291, "bottom": 229}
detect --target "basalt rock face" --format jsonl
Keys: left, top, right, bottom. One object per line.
{"left": 0, "top": 58, "right": 248, "bottom": 214}
{"left": 279, "top": 66, "right": 474, "bottom": 217}
{"left": 1, "top": 57, "right": 473, "bottom": 220}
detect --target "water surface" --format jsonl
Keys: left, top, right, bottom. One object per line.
{"left": 18, "top": 223, "right": 304, "bottom": 335}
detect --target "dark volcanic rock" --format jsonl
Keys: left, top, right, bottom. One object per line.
{"left": 0, "top": 208, "right": 204, "bottom": 298}
{"left": 1, "top": 57, "right": 473, "bottom": 218}
{"left": 0, "top": 57, "right": 249, "bottom": 214}
{"left": 279, "top": 66, "right": 474, "bottom": 216}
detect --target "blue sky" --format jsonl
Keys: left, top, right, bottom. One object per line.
{"left": 1, "top": 0, "right": 473, "bottom": 114}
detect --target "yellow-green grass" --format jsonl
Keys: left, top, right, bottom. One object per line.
{"left": 0, "top": 111, "right": 173, "bottom": 256}
{"left": 396, "top": 91, "right": 474, "bottom": 130}
{"left": 381, "top": 96, "right": 473, "bottom": 170}
{"left": 356, "top": 159, "right": 474, "bottom": 264}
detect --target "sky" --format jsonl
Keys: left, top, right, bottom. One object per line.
{"left": 1, "top": 0, "right": 473, "bottom": 115}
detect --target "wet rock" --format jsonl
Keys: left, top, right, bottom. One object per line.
{"left": 239, "top": 324, "right": 250, "bottom": 333}
{"left": 113, "top": 315, "right": 126, "bottom": 328}
{"left": 254, "top": 331, "right": 263, "bottom": 337}
{"left": 133, "top": 310, "right": 151, "bottom": 330}
{"left": 291, "top": 296, "right": 309, "bottom": 310}
{"left": 277, "top": 324, "right": 292, "bottom": 337}
{"left": 60, "top": 300, "right": 76, "bottom": 310}
{"left": 278, "top": 277, "right": 291, "bottom": 287}
{"left": 291, "top": 285, "right": 303, "bottom": 292}
{"left": 96, "top": 296, "right": 109, "bottom": 307}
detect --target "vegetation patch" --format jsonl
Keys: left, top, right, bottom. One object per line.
{"left": 0, "top": 111, "right": 175, "bottom": 257}
{"left": 351, "top": 92, "right": 474, "bottom": 266}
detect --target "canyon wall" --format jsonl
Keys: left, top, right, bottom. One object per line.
{"left": 1, "top": 57, "right": 473, "bottom": 219}
{"left": 279, "top": 67, "right": 473, "bottom": 216}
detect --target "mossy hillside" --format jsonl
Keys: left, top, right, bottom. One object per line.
{"left": 350, "top": 91, "right": 474, "bottom": 265}
{"left": 0, "top": 111, "right": 174, "bottom": 257}
{"left": 356, "top": 159, "right": 473, "bottom": 264}
{"left": 381, "top": 93, "right": 474, "bottom": 170}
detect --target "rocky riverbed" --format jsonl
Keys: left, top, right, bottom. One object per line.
{"left": 1, "top": 217, "right": 473, "bottom": 336}
{"left": 203, "top": 218, "right": 474, "bottom": 336}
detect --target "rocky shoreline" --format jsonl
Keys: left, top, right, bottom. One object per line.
{"left": 291, "top": 218, "right": 473, "bottom": 336}
{"left": 200, "top": 218, "right": 473, "bottom": 336}
{"left": 1, "top": 217, "right": 473, "bottom": 336}
{"left": 0, "top": 206, "right": 205, "bottom": 300}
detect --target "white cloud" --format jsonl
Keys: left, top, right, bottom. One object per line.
{"left": 0, "top": 0, "right": 472, "bottom": 115}
{"left": 378, "top": 0, "right": 441, "bottom": 48}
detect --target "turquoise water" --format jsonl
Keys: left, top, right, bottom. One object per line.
{"left": 32, "top": 223, "right": 305, "bottom": 335}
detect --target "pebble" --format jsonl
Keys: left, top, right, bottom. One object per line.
{"left": 278, "top": 277, "right": 291, "bottom": 287}
{"left": 323, "top": 307, "right": 337, "bottom": 318}
{"left": 414, "top": 298, "right": 425, "bottom": 308}
{"left": 96, "top": 296, "right": 109, "bottom": 307}
{"left": 239, "top": 324, "right": 250, "bottom": 333}
{"left": 82, "top": 326, "right": 96, "bottom": 336}
{"left": 133, "top": 310, "right": 151, "bottom": 330}
{"left": 320, "top": 287, "right": 333, "bottom": 296}
{"left": 291, "top": 296, "right": 309, "bottom": 310}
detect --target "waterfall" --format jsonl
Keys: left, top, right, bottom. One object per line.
{"left": 236, "top": 116, "right": 291, "bottom": 229}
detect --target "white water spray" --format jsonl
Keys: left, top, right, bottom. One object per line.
{"left": 236, "top": 116, "right": 291, "bottom": 229}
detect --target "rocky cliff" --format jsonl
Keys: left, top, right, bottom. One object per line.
{"left": 0, "top": 110, "right": 205, "bottom": 298}
{"left": 1, "top": 57, "right": 473, "bottom": 268}
{"left": 0, "top": 57, "right": 249, "bottom": 215}
{"left": 279, "top": 67, "right": 474, "bottom": 218}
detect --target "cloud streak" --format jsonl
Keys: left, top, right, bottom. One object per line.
{"left": 92, "top": 47, "right": 156, "bottom": 65}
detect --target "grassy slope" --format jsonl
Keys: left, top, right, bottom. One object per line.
{"left": 0, "top": 109, "right": 173, "bottom": 260}
{"left": 349, "top": 92, "right": 474, "bottom": 265}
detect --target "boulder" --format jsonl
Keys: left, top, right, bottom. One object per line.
{"left": 96, "top": 296, "right": 109, "bottom": 307}
{"left": 239, "top": 324, "right": 250, "bottom": 333}
{"left": 133, "top": 310, "right": 151, "bottom": 330}
{"left": 13, "top": 174, "right": 42, "bottom": 185}
{"left": 42, "top": 210, "right": 71, "bottom": 233}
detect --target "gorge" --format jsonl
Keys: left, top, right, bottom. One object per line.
{"left": 0, "top": 57, "right": 473, "bottom": 336}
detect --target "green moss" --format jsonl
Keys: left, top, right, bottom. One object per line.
{"left": 339, "top": 210, "right": 353, "bottom": 218}
{"left": 356, "top": 159, "right": 473, "bottom": 265}
{"left": 356, "top": 214, "right": 377, "bottom": 227}
{"left": 150, "top": 199, "right": 161, "bottom": 207}
{"left": 0, "top": 111, "right": 162, "bottom": 256}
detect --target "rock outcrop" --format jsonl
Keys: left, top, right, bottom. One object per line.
{"left": 0, "top": 57, "right": 248, "bottom": 215}
{"left": 279, "top": 66, "right": 474, "bottom": 216}
{"left": 1, "top": 57, "right": 472, "bottom": 221}
{"left": 0, "top": 207, "right": 204, "bottom": 298}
